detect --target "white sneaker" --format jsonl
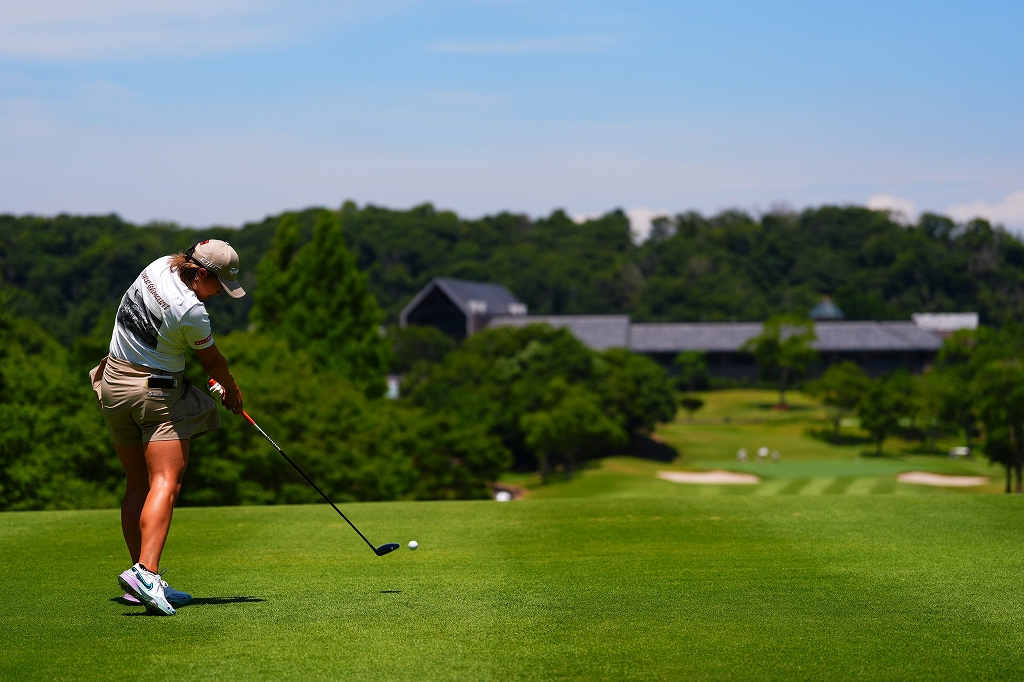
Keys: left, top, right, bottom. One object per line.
{"left": 118, "top": 563, "right": 176, "bottom": 616}
{"left": 123, "top": 573, "right": 192, "bottom": 606}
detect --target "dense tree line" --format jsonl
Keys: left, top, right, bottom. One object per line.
{"left": 4, "top": 205, "right": 1024, "bottom": 353}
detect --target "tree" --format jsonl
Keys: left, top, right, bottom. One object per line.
{"left": 743, "top": 315, "right": 818, "bottom": 408}
{"left": 933, "top": 330, "right": 979, "bottom": 449}
{"left": 0, "top": 310, "right": 120, "bottom": 511}
{"left": 405, "top": 324, "right": 675, "bottom": 479}
{"left": 251, "top": 211, "right": 390, "bottom": 396}
{"left": 679, "top": 396, "right": 705, "bottom": 423}
{"left": 857, "top": 371, "right": 916, "bottom": 456}
{"left": 805, "top": 361, "right": 868, "bottom": 442}
{"left": 599, "top": 348, "right": 678, "bottom": 435}
{"left": 520, "top": 380, "right": 627, "bottom": 482}
{"left": 387, "top": 324, "right": 456, "bottom": 375}
{"left": 914, "top": 370, "right": 951, "bottom": 454}
{"left": 972, "top": 359, "right": 1024, "bottom": 493}
{"left": 673, "top": 351, "right": 709, "bottom": 392}
{"left": 184, "top": 330, "right": 510, "bottom": 504}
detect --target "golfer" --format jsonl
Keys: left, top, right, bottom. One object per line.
{"left": 89, "top": 240, "right": 245, "bottom": 616}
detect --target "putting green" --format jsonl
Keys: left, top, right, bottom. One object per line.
{"left": 3, "top": 497, "right": 1024, "bottom": 680}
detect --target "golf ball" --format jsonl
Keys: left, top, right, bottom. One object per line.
{"left": 408, "top": 540, "right": 418, "bottom": 550}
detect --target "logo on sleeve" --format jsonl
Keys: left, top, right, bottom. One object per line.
{"left": 195, "top": 334, "right": 213, "bottom": 346}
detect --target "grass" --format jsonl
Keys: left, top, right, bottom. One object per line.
{"left": 4, "top": 497, "right": 1024, "bottom": 680}
{"left": 3, "top": 389, "right": 1019, "bottom": 679}
{"left": 506, "top": 389, "right": 1006, "bottom": 498}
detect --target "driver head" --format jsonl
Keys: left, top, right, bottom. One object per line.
{"left": 375, "top": 543, "right": 400, "bottom": 556}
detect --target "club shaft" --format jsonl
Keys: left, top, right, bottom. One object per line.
{"left": 242, "top": 411, "right": 378, "bottom": 553}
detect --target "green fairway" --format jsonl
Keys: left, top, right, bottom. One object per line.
{"left": 509, "top": 389, "right": 1005, "bottom": 499}
{"left": 4, "top": 497, "right": 1024, "bottom": 681}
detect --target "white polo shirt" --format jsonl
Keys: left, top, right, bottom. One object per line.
{"left": 109, "top": 256, "right": 215, "bottom": 372}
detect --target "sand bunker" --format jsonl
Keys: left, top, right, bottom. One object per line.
{"left": 657, "top": 470, "right": 761, "bottom": 485}
{"left": 896, "top": 471, "right": 989, "bottom": 487}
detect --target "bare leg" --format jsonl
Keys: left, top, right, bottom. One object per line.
{"left": 115, "top": 444, "right": 149, "bottom": 564}
{"left": 138, "top": 439, "right": 189, "bottom": 573}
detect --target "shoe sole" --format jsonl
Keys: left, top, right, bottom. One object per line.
{"left": 118, "top": 575, "right": 144, "bottom": 602}
{"left": 118, "top": 575, "right": 175, "bottom": 616}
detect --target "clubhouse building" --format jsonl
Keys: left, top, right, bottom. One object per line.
{"left": 399, "top": 277, "right": 977, "bottom": 377}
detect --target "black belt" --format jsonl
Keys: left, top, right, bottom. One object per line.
{"left": 146, "top": 374, "right": 178, "bottom": 389}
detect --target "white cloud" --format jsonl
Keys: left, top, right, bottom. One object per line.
{"left": 571, "top": 212, "right": 602, "bottom": 224}
{"left": 946, "top": 191, "right": 1024, "bottom": 229}
{"left": 0, "top": 1, "right": 410, "bottom": 60}
{"left": 626, "top": 207, "right": 670, "bottom": 244}
{"left": 0, "top": 0, "right": 259, "bottom": 26}
{"left": 867, "top": 194, "right": 916, "bottom": 223}
{"left": 572, "top": 207, "right": 669, "bottom": 243}
{"left": 431, "top": 36, "right": 616, "bottom": 55}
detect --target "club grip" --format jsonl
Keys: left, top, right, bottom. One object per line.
{"left": 209, "top": 377, "right": 255, "bottom": 424}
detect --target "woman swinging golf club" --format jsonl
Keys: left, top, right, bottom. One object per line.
{"left": 89, "top": 240, "right": 245, "bottom": 616}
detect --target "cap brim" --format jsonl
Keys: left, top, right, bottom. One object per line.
{"left": 219, "top": 277, "right": 245, "bottom": 299}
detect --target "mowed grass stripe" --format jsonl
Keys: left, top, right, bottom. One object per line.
{"left": 873, "top": 478, "right": 898, "bottom": 494}
{"left": 846, "top": 477, "right": 879, "bottom": 495}
{"left": 823, "top": 477, "right": 856, "bottom": 494}
{"left": 799, "top": 477, "right": 836, "bottom": 495}
{"left": 778, "top": 477, "right": 812, "bottom": 494}
{"left": 754, "top": 479, "right": 791, "bottom": 495}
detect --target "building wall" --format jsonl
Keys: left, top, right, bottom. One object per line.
{"left": 645, "top": 349, "right": 938, "bottom": 381}
{"left": 404, "top": 287, "right": 467, "bottom": 338}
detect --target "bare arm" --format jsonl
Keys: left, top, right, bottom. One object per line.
{"left": 194, "top": 344, "right": 243, "bottom": 414}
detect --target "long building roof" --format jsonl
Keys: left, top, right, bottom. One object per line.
{"left": 812, "top": 321, "right": 942, "bottom": 352}
{"left": 487, "top": 315, "right": 631, "bottom": 351}
{"left": 487, "top": 316, "right": 944, "bottom": 353}
{"left": 630, "top": 322, "right": 762, "bottom": 352}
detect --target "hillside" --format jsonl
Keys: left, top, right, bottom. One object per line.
{"left": 2, "top": 204, "right": 1023, "bottom": 347}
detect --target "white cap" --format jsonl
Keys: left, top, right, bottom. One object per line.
{"left": 189, "top": 239, "right": 245, "bottom": 299}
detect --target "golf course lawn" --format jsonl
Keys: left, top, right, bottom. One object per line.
{"left": 4, "top": 496, "right": 1024, "bottom": 681}
{"left": 509, "top": 389, "right": 1006, "bottom": 498}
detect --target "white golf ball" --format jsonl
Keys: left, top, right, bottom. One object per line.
{"left": 408, "top": 540, "right": 418, "bottom": 550}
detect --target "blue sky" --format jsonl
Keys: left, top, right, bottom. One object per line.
{"left": 2, "top": 0, "right": 1022, "bottom": 236}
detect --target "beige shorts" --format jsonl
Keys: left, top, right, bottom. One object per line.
{"left": 90, "top": 356, "right": 221, "bottom": 447}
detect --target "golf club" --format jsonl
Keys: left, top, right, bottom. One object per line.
{"left": 208, "top": 379, "right": 400, "bottom": 557}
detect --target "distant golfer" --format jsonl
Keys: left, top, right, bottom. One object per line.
{"left": 89, "top": 240, "right": 245, "bottom": 616}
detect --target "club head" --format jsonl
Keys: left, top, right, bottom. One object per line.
{"left": 375, "top": 543, "right": 400, "bottom": 556}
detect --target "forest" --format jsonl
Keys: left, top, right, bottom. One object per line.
{"left": 2, "top": 203, "right": 1024, "bottom": 510}
{"left": 3, "top": 203, "right": 1024, "bottom": 349}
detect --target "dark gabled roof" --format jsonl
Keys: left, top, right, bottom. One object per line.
{"left": 487, "top": 315, "right": 631, "bottom": 350}
{"left": 630, "top": 322, "right": 763, "bottom": 353}
{"left": 436, "top": 278, "right": 522, "bottom": 314}
{"left": 400, "top": 277, "right": 524, "bottom": 325}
